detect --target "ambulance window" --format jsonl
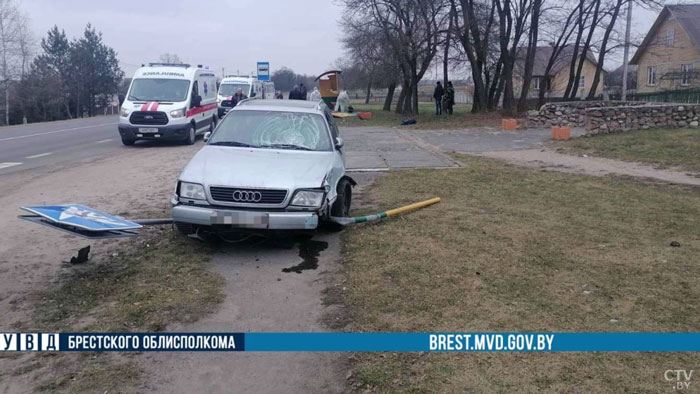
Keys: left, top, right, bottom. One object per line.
{"left": 190, "top": 81, "right": 199, "bottom": 108}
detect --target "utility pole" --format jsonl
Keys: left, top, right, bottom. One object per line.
{"left": 622, "top": 0, "right": 633, "bottom": 101}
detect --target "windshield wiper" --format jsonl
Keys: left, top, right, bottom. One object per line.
{"left": 260, "top": 144, "right": 313, "bottom": 151}
{"left": 209, "top": 141, "right": 256, "bottom": 148}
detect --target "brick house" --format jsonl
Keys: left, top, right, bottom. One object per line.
{"left": 630, "top": 4, "right": 700, "bottom": 93}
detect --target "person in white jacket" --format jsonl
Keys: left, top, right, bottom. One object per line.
{"left": 309, "top": 87, "right": 321, "bottom": 101}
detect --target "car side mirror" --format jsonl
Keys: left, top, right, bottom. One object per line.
{"left": 203, "top": 131, "right": 211, "bottom": 142}
{"left": 335, "top": 136, "right": 344, "bottom": 150}
{"left": 193, "top": 95, "right": 202, "bottom": 107}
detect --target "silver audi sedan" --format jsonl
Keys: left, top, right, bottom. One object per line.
{"left": 171, "top": 99, "right": 353, "bottom": 236}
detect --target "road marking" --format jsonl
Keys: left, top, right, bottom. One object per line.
{"left": 96, "top": 139, "right": 113, "bottom": 144}
{"left": 25, "top": 152, "right": 52, "bottom": 159}
{"left": 0, "top": 122, "right": 118, "bottom": 142}
{"left": 0, "top": 162, "right": 22, "bottom": 169}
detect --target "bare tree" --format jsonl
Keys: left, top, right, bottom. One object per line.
{"left": 344, "top": 0, "right": 448, "bottom": 114}
{"left": 0, "top": 0, "right": 32, "bottom": 125}
{"left": 159, "top": 53, "right": 182, "bottom": 64}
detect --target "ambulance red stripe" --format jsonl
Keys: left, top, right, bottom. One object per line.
{"left": 186, "top": 103, "right": 217, "bottom": 118}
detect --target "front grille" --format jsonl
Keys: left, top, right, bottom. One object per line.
{"left": 209, "top": 187, "right": 288, "bottom": 204}
{"left": 130, "top": 111, "right": 168, "bottom": 125}
{"left": 221, "top": 100, "right": 234, "bottom": 108}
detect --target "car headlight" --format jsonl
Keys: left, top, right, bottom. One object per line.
{"left": 120, "top": 107, "right": 130, "bottom": 117}
{"left": 179, "top": 182, "right": 206, "bottom": 200}
{"left": 291, "top": 190, "right": 324, "bottom": 207}
{"left": 170, "top": 108, "right": 186, "bottom": 118}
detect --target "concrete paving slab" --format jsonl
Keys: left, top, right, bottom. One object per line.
{"left": 402, "top": 127, "right": 586, "bottom": 153}
{"left": 342, "top": 126, "right": 457, "bottom": 170}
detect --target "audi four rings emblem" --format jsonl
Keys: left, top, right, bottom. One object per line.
{"left": 232, "top": 190, "right": 262, "bottom": 202}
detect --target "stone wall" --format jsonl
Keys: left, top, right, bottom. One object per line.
{"left": 585, "top": 104, "right": 700, "bottom": 134}
{"left": 526, "top": 101, "right": 644, "bottom": 128}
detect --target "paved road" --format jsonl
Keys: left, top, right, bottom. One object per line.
{"left": 0, "top": 119, "right": 459, "bottom": 177}
{"left": 0, "top": 116, "right": 124, "bottom": 175}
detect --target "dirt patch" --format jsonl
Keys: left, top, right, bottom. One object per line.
{"left": 0, "top": 143, "right": 204, "bottom": 393}
{"left": 476, "top": 148, "right": 700, "bottom": 186}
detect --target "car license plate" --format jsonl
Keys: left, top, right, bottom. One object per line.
{"left": 139, "top": 128, "right": 158, "bottom": 133}
{"left": 212, "top": 211, "right": 268, "bottom": 227}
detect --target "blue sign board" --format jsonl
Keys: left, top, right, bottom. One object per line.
{"left": 21, "top": 204, "right": 142, "bottom": 231}
{"left": 257, "top": 62, "right": 270, "bottom": 81}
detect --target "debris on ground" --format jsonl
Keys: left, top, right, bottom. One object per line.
{"left": 670, "top": 241, "right": 681, "bottom": 247}
{"left": 67, "top": 246, "right": 90, "bottom": 264}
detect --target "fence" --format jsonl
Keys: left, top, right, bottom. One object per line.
{"left": 625, "top": 88, "right": 700, "bottom": 104}
{"left": 359, "top": 91, "right": 473, "bottom": 105}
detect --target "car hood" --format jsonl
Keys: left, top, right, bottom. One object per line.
{"left": 179, "top": 145, "right": 335, "bottom": 190}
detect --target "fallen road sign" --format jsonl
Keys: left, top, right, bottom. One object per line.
{"left": 19, "top": 204, "right": 143, "bottom": 239}
{"left": 21, "top": 204, "right": 142, "bottom": 231}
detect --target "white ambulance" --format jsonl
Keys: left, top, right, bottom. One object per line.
{"left": 118, "top": 63, "right": 218, "bottom": 146}
{"left": 216, "top": 76, "right": 275, "bottom": 117}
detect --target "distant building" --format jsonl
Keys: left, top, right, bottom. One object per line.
{"left": 515, "top": 45, "right": 605, "bottom": 98}
{"left": 630, "top": 4, "right": 700, "bottom": 93}
{"left": 605, "top": 65, "right": 637, "bottom": 96}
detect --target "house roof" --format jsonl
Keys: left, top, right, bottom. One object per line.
{"left": 630, "top": 4, "right": 700, "bottom": 65}
{"left": 517, "top": 45, "right": 599, "bottom": 77}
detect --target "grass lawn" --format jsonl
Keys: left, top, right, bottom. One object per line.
{"left": 343, "top": 156, "right": 700, "bottom": 393}
{"left": 335, "top": 102, "right": 504, "bottom": 129}
{"left": 15, "top": 227, "right": 224, "bottom": 393}
{"left": 552, "top": 128, "right": 700, "bottom": 173}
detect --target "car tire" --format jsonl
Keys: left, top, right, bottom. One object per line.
{"left": 324, "top": 179, "right": 352, "bottom": 232}
{"left": 121, "top": 138, "right": 135, "bottom": 146}
{"left": 184, "top": 124, "right": 196, "bottom": 145}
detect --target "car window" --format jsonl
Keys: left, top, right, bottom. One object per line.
{"left": 210, "top": 110, "right": 332, "bottom": 151}
{"left": 324, "top": 110, "right": 339, "bottom": 140}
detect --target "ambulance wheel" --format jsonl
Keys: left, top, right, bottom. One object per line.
{"left": 121, "top": 138, "right": 135, "bottom": 146}
{"left": 184, "top": 124, "right": 196, "bottom": 145}
{"left": 323, "top": 179, "right": 352, "bottom": 232}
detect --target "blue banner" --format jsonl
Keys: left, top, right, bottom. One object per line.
{"left": 2, "top": 333, "right": 700, "bottom": 352}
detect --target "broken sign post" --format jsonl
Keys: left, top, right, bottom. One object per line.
{"left": 19, "top": 204, "right": 143, "bottom": 239}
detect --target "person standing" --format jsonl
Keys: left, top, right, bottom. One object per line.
{"left": 299, "top": 83, "right": 308, "bottom": 100}
{"left": 433, "top": 81, "right": 444, "bottom": 115}
{"left": 289, "top": 85, "right": 300, "bottom": 100}
{"left": 445, "top": 81, "right": 455, "bottom": 115}
{"left": 231, "top": 88, "right": 248, "bottom": 107}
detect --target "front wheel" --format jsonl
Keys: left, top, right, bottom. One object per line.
{"left": 183, "top": 124, "right": 196, "bottom": 145}
{"left": 121, "top": 137, "right": 135, "bottom": 146}
{"left": 323, "top": 179, "right": 352, "bottom": 232}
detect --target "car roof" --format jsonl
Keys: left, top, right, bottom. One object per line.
{"left": 234, "top": 99, "right": 327, "bottom": 114}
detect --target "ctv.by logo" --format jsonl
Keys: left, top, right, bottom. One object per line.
{"left": 665, "top": 370, "right": 693, "bottom": 390}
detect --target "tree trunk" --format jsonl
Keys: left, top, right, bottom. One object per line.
{"left": 364, "top": 80, "right": 372, "bottom": 104}
{"left": 5, "top": 87, "right": 9, "bottom": 125}
{"left": 517, "top": 0, "right": 542, "bottom": 113}
{"left": 587, "top": 0, "right": 623, "bottom": 100}
{"left": 395, "top": 86, "right": 406, "bottom": 114}
{"left": 383, "top": 82, "right": 396, "bottom": 111}
{"left": 402, "top": 81, "right": 413, "bottom": 114}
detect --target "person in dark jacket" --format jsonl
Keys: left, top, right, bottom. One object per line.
{"left": 231, "top": 88, "right": 247, "bottom": 107}
{"left": 444, "top": 81, "right": 455, "bottom": 115}
{"left": 289, "top": 85, "right": 300, "bottom": 100}
{"left": 433, "top": 81, "right": 444, "bottom": 115}
{"left": 299, "top": 83, "right": 308, "bottom": 100}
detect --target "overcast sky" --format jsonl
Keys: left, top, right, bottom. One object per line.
{"left": 20, "top": 0, "right": 346, "bottom": 78}
{"left": 20, "top": 0, "right": 669, "bottom": 79}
